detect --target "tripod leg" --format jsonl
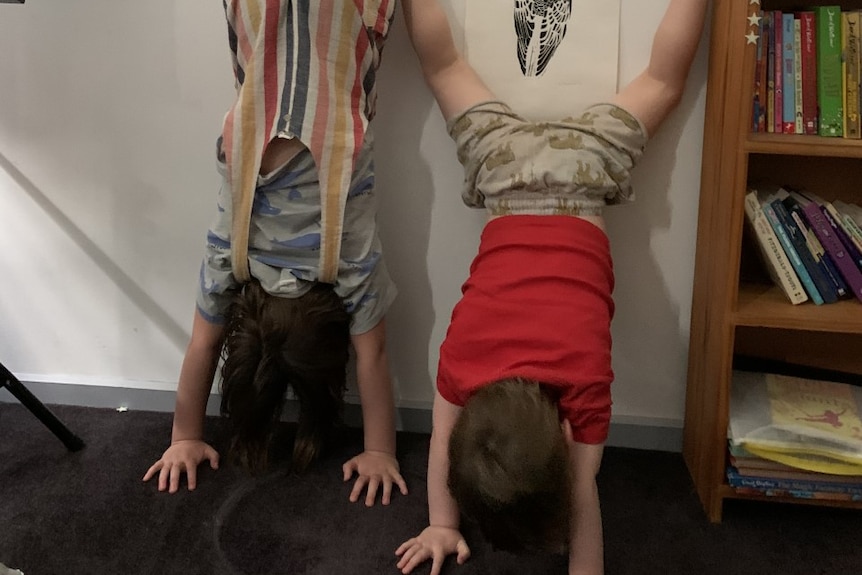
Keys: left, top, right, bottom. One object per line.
{"left": 0, "top": 363, "right": 85, "bottom": 452}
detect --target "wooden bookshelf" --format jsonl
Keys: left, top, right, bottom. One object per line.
{"left": 683, "top": 0, "right": 862, "bottom": 522}
{"left": 735, "top": 284, "right": 862, "bottom": 333}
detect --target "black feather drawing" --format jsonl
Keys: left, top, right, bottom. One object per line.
{"left": 514, "top": 0, "right": 573, "bottom": 77}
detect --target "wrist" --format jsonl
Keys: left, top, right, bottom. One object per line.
{"left": 363, "top": 449, "right": 397, "bottom": 459}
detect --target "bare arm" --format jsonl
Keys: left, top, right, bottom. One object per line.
{"left": 143, "top": 308, "right": 223, "bottom": 492}
{"left": 428, "top": 390, "right": 462, "bottom": 528}
{"left": 613, "top": 0, "right": 709, "bottom": 135}
{"left": 395, "top": 391, "right": 469, "bottom": 575}
{"left": 344, "top": 319, "right": 408, "bottom": 506}
{"left": 401, "top": 0, "right": 494, "bottom": 121}
{"left": 352, "top": 319, "right": 397, "bottom": 456}
{"left": 567, "top": 441, "right": 606, "bottom": 575}
{"left": 171, "top": 309, "right": 225, "bottom": 442}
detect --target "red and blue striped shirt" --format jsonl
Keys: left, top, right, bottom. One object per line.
{"left": 219, "top": 0, "right": 395, "bottom": 283}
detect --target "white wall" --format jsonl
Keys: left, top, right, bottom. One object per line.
{"left": 0, "top": 1, "right": 708, "bottom": 426}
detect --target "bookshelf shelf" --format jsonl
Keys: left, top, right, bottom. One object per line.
{"left": 735, "top": 284, "right": 862, "bottom": 333}
{"left": 683, "top": 0, "right": 862, "bottom": 523}
{"left": 746, "top": 134, "right": 862, "bottom": 158}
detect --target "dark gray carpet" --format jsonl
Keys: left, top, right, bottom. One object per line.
{"left": 1, "top": 402, "right": 860, "bottom": 575}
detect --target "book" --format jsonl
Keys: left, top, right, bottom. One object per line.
{"left": 796, "top": 191, "right": 862, "bottom": 302}
{"left": 800, "top": 11, "right": 818, "bottom": 134}
{"left": 767, "top": 11, "right": 777, "bottom": 133}
{"left": 727, "top": 467, "right": 862, "bottom": 496}
{"left": 729, "top": 484, "right": 862, "bottom": 501}
{"left": 793, "top": 17, "right": 804, "bottom": 134}
{"left": 729, "top": 371, "right": 862, "bottom": 475}
{"left": 753, "top": 11, "right": 769, "bottom": 132}
{"left": 743, "top": 191, "right": 807, "bottom": 304}
{"left": 816, "top": 6, "right": 844, "bottom": 137}
{"left": 757, "top": 189, "right": 823, "bottom": 304}
{"left": 833, "top": 200, "right": 862, "bottom": 251}
{"left": 782, "top": 13, "right": 797, "bottom": 133}
{"left": 842, "top": 11, "right": 861, "bottom": 139}
{"left": 783, "top": 192, "right": 849, "bottom": 298}
{"left": 774, "top": 10, "right": 785, "bottom": 133}
{"left": 731, "top": 460, "right": 862, "bottom": 484}
{"left": 769, "top": 195, "right": 830, "bottom": 303}
{"left": 821, "top": 201, "right": 862, "bottom": 270}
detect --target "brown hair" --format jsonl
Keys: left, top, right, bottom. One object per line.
{"left": 448, "top": 378, "right": 572, "bottom": 552}
{"left": 219, "top": 280, "right": 351, "bottom": 473}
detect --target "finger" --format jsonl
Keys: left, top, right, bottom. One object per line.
{"left": 349, "top": 475, "right": 368, "bottom": 503}
{"left": 169, "top": 464, "right": 182, "bottom": 494}
{"left": 143, "top": 461, "right": 161, "bottom": 482}
{"left": 365, "top": 476, "right": 381, "bottom": 507}
{"left": 430, "top": 552, "right": 444, "bottom": 575}
{"left": 158, "top": 464, "right": 170, "bottom": 492}
{"left": 395, "top": 544, "right": 415, "bottom": 569}
{"left": 456, "top": 540, "right": 471, "bottom": 564}
{"left": 206, "top": 447, "right": 220, "bottom": 470}
{"left": 394, "top": 471, "right": 408, "bottom": 495}
{"left": 395, "top": 538, "right": 417, "bottom": 557}
{"left": 381, "top": 478, "right": 393, "bottom": 506}
{"left": 403, "top": 548, "right": 430, "bottom": 574}
{"left": 342, "top": 460, "right": 356, "bottom": 482}
{"left": 186, "top": 463, "right": 198, "bottom": 491}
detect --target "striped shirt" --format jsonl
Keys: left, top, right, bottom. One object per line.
{"left": 218, "top": 0, "right": 396, "bottom": 283}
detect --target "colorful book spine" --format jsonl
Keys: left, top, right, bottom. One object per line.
{"left": 822, "top": 203, "right": 862, "bottom": 270}
{"left": 770, "top": 198, "right": 828, "bottom": 304}
{"left": 727, "top": 468, "right": 862, "bottom": 497}
{"left": 782, "top": 13, "right": 797, "bottom": 133}
{"left": 783, "top": 194, "right": 848, "bottom": 298}
{"left": 802, "top": 200, "right": 862, "bottom": 302}
{"left": 744, "top": 191, "right": 807, "bottom": 304}
{"left": 767, "top": 12, "right": 777, "bottom": 133}
{"left": 800, "top": 12, "right": 818, "bottom": 134}
{"left": 816, "top": 6, "right": 844, "bottom": 137}
{"left": 793, "top": 17, "right": 804, "bottom": 134}
{"left": 774, "top": 10, "right": 785, "bottom": 133}
{"left": 754, "top": 12, "right": 768, "bottom": 132}
{"left": 843, "top": 11, "right": 861, "bottom": 139}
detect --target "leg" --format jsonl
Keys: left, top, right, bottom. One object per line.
{"left": 0, "top": 361, "right": 85, "bottom": 452}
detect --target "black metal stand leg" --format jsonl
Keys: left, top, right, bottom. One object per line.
{"left": 0, "top": 362, "right": 85, "bottom": 452}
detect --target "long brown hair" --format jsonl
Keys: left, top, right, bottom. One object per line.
{"left": 219, "top": 280, "right": 351, "bottom": 473}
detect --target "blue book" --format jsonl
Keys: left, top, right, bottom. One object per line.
{"left": 727, "top": 467, "right": 862, "bottom": 497}
{"left": 781, "top": 13, "right": 797, "bottom": 132}
{"left": 770, "top": 198, "right": 833, "bottom": 304}
{"left": 783, "top": 194, "right": 849, "bottom": 298}
{"left": 761, "top": 196, "right": 822, "bottom": 304}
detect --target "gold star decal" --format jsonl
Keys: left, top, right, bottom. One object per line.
{"left": 748, "top": 13, "right": 762, "bottom": 27}
{"left": 745, "top": 31, "right": 759, "bottom": 45}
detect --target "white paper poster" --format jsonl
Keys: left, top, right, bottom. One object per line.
{"left": 465, "top": 0, "right": 621, "bottom": 120}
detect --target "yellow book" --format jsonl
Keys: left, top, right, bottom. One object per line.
{"left": 843, "top": 11, "right": 861, "bottom": 139}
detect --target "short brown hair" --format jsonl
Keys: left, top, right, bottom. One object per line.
{"left": 448, "top": 378, "right": 572, "bottom": 552}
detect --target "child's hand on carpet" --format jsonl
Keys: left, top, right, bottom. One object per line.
{"left": 395, "top": 525, "right": 470, "bottom": 575}
{"left": 143, "top": 439, "right": 220, "bottom": 493}
{"left": 342, "top": 450, "right": 408, "bottom": 506}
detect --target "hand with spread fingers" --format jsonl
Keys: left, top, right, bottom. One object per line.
{"left": 342, "top": 450, "right": 408, "bottom": 506}
{"left": 143, "top": 439, "right": 220, "bottom": 493}
{"left": 395, "top": 526, "right": 471, "bottom": 575}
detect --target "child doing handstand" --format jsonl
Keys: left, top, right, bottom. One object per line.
{"left": 396, "top": 0, "right": 707, "bottom": 572}
{"left": 143, "top": 0, "right": 407, "bottom": 507}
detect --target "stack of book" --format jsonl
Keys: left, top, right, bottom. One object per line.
{"left": 728, "top": 370, "right": 862, "bottom": 501}
{"left": 743, "top": 186, "right": 862, "bottom": 305}
{"left": 727, "top": 442, "right": 862, "bottom": 501}
{"left": 752, "top": 6, "right": 862, "bottom": 138}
